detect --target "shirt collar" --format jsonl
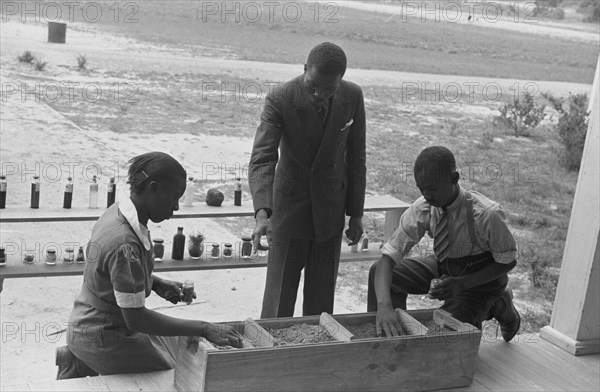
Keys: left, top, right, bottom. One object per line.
{"left": 440, "top": 185, "right": 465, "bottom": 213}
{"left": 118, "top": 197, "right": 151, "bottom": 251}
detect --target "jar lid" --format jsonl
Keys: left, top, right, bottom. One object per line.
{"left": 241, "top": 235, "right": 252, "bottom": 241}
{"left": 212, "top": 243, "right": 220, "bottom": 247}
{"left": 224, "top": 243, "right": 232, "bottom": 247}
{"left": 153, "top": 238, "right": 164, "bottom": 243}
{"left": 47, "top": 249, "right": 56, "bottom": 254}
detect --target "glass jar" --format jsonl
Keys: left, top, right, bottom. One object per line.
{"left": 0, "top": 247, "right": 6, "bottom": 266}
{"left": 63, "top": 247, "right": 75, "bottom": 264}
{"left": 223, "top": 243, "right": 233, "bottom": 258}
{"left": 211, "top": 243, "right": 220, "bottom": 259}
{"left": 23, "top": 248, "right": 36, "bottom": 263}
{"left": 182, "top": 280, "right": 194, "bottom": 305}
{"left": 188, "top": 235, "right": 204, "bottom": 259}
{"left": 152, "top": 238, "right": 165, "bottom": 262}
{"left": 45, "top": 249, "right": 57, "bottom": 265}
{"left": 241, "top": 236, "right": 252, "bottom": 259}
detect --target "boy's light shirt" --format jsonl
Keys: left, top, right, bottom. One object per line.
{"left": 382, "top": 186, "right": 517, "bottom": 264}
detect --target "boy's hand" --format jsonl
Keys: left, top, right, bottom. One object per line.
{"left": 429, "top": 275, "right": 464, "bottom": 300}
{"left": 376, "top": 307, "right": 403, "bottom": 338}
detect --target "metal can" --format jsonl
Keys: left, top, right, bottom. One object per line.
{"left": 182, "top": 280, "right": 194, "bottom": 305}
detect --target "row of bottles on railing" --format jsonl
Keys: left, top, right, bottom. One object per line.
{"left": 0, "top": 175, "right": 116, "bottom": 209}
{"left": 155, "top": 227, "right": 257, "bottom": 262}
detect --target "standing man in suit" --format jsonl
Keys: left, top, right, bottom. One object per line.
{"left": 249, "top": 42, "right": 367, "bottom": 318}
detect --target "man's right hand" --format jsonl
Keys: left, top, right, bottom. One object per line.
{"left": 376, "top": 307, "right": 403, "bottom": 338}
{"left": 252, "top": 209, "right": 272, "bottom": 253}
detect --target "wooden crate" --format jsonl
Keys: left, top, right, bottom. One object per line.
{"left": 175, "top": 309, "right": 482, "bottom": 392}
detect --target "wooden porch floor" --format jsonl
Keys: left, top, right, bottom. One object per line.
{"left": 3, "top": 334, "right": 599, "bottom": 391}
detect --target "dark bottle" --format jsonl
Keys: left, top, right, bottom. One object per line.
{"left": 241, "top": 235, "right": 252, "bottom": 259}
{"left": 0, "top": 247, "right": 6, "bottom": 265}
{"left": 30, "top": 175, "right": 40, "bottom": 209}
{"left": 0, "top": 175, "right": 6, "bottom": 209}
{"left": 107, "top": 177, "right": 116, "bottom": 207}
{"left": 234, "top": 177, "right": 242, "bottom": 206}
{"left": 76, "top": 246, "right": 85, "bottom": 263}
{"left": 63, "top": 177, "right": 73, "bottom": 209}
{"left": 172, "top": 227, "right": 186, "bottom": 260}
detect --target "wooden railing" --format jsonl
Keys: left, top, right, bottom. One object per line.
{"left": 0, "top": 196, "right": 409, "bottom": 292}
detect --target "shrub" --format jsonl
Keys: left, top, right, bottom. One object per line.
{"left": 17, "top": 51, "right": 35, "bottom": 64}
{"left": 494, "top": 92, "right": 546, "bottom": 137}
{"left": 544, "top": 93, "right": 589, "bottom": 171}
{"left": 77, "top": 54, "right": 87, "bottom": 70}
{"left": 578, "top": 0, "right": 600, "bottom": 22}
{"left": 34, "top": 59, "right": 47, "bottom": 71}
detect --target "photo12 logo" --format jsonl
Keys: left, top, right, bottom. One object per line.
{"left": 1, "top": 82, "right": 139, "bottom": 104}
{"left": 1, "top": 1, "right": 139, "bottom": 24}
{"left": 196, "top": 1, "right": 339, "bottom": 24}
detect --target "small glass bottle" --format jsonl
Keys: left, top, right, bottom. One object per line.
{"left": 241, "top": 236, "right": 252, "bottom": 259}
{"left": 172, "top": 227, "right": 186, "bottom": 260}
{"left": 30, "top": 175, "right": 40, "bottom": 209}
{"left": 152, "top": 238, "right": 164, "bottom": 262}
{"left": 182, "top": 280, "right": 194, "bottom": 305}
{"left": 106, "top": 177, "right": 116, "bottom": 208}
{"left": 223, "top": 243, "right": 233, "bottom": 258}
{"left": 184, "top": 177, "right": 194, "bottom": 207}
{"left": 361, "top": 231, "right": 369, "bottom": 252}
{"left": 0, "top": 175, "right": 7, "bottom": 209}
{"left": 63, "top": 247, "right": 75, "bottom": 264}
{"left": 234, "top": 177, "right": 242, "bottom": 206}
{"left": 89, "top": 175, "right": 98, "bottom": 209}
{"left": 63, "top": 177, "right": 74, "bottom": 209}
{"left": 0, "top": 247, "right": 6, "bottom": 266}
{"left": 45, "top": 249, "right": 57, "bottom": 265}
{"left": 76, "top": 246, "right": 85, "bottom": 263}
{"left": 211, "top": 243, "right": 220, "bottom": 259}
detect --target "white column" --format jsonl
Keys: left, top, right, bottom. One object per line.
{"left": 540, "top": 55, "right": 600, "bottom": 355}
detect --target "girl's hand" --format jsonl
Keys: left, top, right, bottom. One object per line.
{"left": 153, "top": 277, "right": 195, "bottom": 304}
{"left": 204, "top": 323, "right": 243, "bottom": 348}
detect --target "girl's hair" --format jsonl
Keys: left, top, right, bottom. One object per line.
{"left": 127, "top": 152, "right": 187, "bottom": 193}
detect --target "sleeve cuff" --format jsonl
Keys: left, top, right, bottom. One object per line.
{"left": 492, "top": 251, "right": 517, "bottom": 264}
{"left": 114, "top": 290, "right": 146, "bottom": 308}
{"left": 381, "top": 243, "right": 402, "bottom": 265}
{"left": 254, "top": 208, "right": 272, "bottom": 219}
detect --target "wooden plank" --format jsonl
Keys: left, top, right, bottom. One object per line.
{"left": 396, "top": 308, "right": 428, "bottom": 335}
{"left": 174, "top": 336, "right": 208, "bottom": 392}
{"left": 320, "top": 312, "right": 354, "bottom": 342}
{"left": 433, "top": 309, "right": 477, "bottom": 332}
{"left": 101, "top": 371, "right": 176, "bottom": 391}
{"left": 243, "top": 318, "right": 276, "bottom": 348}
{"left": 0, "top": 241, "right": 382, "bottom": 280}
{"left": 0, "top": 196, "right": 408, "bottom": 223}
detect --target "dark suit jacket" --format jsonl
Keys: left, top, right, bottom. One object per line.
{"left": 249, "top": 75, "right": 366, "bottom": 241}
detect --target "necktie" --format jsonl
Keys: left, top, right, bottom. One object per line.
{"left": 315, "top": 99, "right": 329, "bottom": 124}
{"left": 434, "top": 208, "right": 450, "bottom": 262}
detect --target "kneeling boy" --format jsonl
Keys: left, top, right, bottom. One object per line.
{"left": 368, "top": 146, "right": 520, "bottom": 342}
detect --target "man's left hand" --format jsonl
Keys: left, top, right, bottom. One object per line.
{"left": 429, "top": 275, "right": 464, "bottom": 300}
{"left": 345, "top": 216, "right": 364, "bottom": 246}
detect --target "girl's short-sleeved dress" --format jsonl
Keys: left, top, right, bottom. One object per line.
{"left": 67, "top": 198, "right": 178, "bottom": 374}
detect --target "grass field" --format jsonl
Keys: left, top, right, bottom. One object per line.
{"left": 73, "top": 1, "right": 600, "bottom": 83}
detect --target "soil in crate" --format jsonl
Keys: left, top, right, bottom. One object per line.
{"left": 268, "top": 323, "right": 336, "bottom": 345}
{"left": 345, "top": 319, "right": 454, "bottom": 339}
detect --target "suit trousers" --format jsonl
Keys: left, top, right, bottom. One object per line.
{"left": 260, "top": 233, "right": 343, "bottom": 318}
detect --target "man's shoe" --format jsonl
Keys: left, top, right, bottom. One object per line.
{"left": 494, "top": 288, "right": 521, "bottom": 343}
